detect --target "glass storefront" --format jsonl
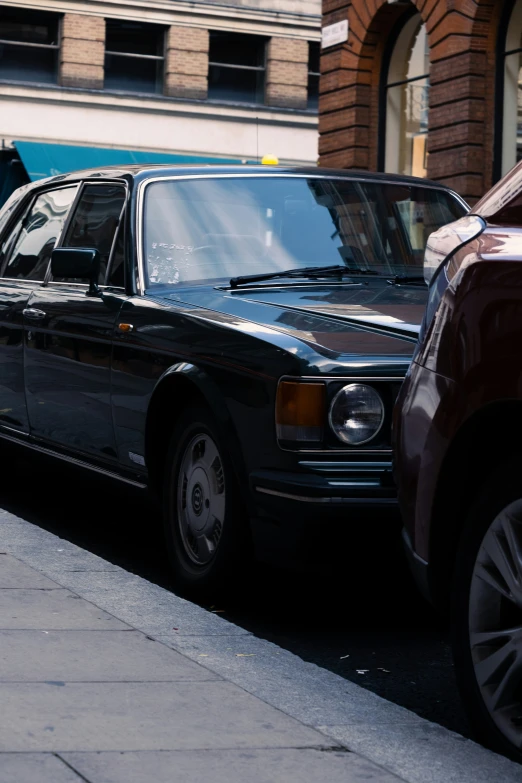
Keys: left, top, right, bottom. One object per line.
{"left": 385, "top": 15, "right": 429, "bottom": 178}
{"left": 502, "top": 0, "right": 522, "bottom": 175}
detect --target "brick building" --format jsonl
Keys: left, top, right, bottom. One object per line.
{"left": 319, "top": 0, "right": 522, "bottom": 203}
{"left": 0, "top": 0, "right": 320, "bottom": 202}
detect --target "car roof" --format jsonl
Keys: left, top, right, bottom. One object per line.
{"left": 24, "top": 164, "right": 457, "bottom": 193}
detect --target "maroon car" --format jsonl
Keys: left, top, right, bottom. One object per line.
{"left": 393, "top": 160, "right": 522, "bottom": 760}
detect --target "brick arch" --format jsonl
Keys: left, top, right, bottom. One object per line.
{"left": 319, "top": 0, "right": 506, "bottom": 201}
{"left": 426, "top": 0, "right": 507, "bottom": 197}
{"left": 319, "top": 0, "right": 447, "bottom": 172}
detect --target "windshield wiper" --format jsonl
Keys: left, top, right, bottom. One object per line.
{"left": 387, "top": 275, "right": 426, "bottom": 286}
{"left": 229, "top": 265, "right": 377, "bottom": 288}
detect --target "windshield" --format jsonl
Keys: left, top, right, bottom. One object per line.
{"left": 143, "top": 176, "right": 466, "bottom": 288}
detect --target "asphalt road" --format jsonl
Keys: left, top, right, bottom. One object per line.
{"left": 0, "top": 446, "right": 470, "bottom": 738}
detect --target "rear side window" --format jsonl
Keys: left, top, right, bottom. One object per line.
{"left": 0, "top": 203, "right": 28, "bottom": 272}
{"left": 56, "top": 184, "right": 126, "bottom": 284}
{"left": 4, "top": 186, "right": 78, "bottom": 281}
{"left": 0, "top": 183, "right": 31, "bottom": 237}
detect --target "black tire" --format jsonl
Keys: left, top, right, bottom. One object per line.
{"left": 452, "top": 459, "right": 522, "bottom": 762}
{"left": 162, "top": 405, "right": 251, "bottom": 600}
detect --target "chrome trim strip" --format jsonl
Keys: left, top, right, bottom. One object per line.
{"left": 255, "top": 486, "right": 395, "bottom": 503}
{"left": 136, "top": 172, "right": 465, "bottom": 297}
{"left": 299, "top": 460, "right": 392, "bottom": 472}
{"left": 255, "top": 486, "right": 340, "bottom": 503}
{"left": 281, "top": 375, "right": 405, "bottom": 381}
{"left": 283, "top": 448, "right": 393, "bottom": 454}
{"left": 327, "top": 480, "right": 380, "bottom": 487}
{"left": 0, "top": 430, "right": 147, "bottom": 489}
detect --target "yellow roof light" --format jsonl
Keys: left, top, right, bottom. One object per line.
{"left": 261, "top": 154, "right": 279, "bottom": 165}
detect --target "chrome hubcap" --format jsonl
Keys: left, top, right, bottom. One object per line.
{"left": 469, "top": 500, "right": 522, "bottom": 747}
{"left": 177, "top": 433, "right": 225, "bottom": 565}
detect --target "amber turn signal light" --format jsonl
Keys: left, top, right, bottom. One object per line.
{"left": 275, "top": 381, "right": 325, "bottom": 442}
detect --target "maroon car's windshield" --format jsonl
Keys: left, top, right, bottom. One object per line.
{"left": 143, "top": 176, "right": 466, "bottom": 287}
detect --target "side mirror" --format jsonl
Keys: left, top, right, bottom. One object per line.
{"left": 51, "top": 247, "right": 101, "bottom": 297}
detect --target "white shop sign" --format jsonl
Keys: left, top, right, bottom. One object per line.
{"left": 321, "top": 20, "right": 348, "bottom": 49}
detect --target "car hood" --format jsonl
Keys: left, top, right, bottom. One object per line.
{"left": 243, "top": 282, "right": 426, "bottom": 338}
{"left": 161, "top": 279, "right": 428, "bottom": 358}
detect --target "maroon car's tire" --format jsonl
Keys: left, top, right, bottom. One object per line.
{"left": 162, "top": 406, "right": 251, "bottom": 600}
{"left": 452, "top": 460, "right": 522, "bottom": 762}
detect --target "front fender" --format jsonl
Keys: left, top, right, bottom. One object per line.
{"left": 145, "top": 361, "right": 254, "bottom": 508}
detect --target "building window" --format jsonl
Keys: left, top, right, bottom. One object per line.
{"left": 500, "top": 0, "right": 522, "bottom": 176}
{"left": 208, "top": 31, "right": 266, "bottom": 104}
{"left": 383, "top": 14, "right": 429, "bottom": 178}
{"left": 0, "top": 7, "right": 59, "bottom": 84}
{"left": 104, "top": 20, "right": 165, "bottom": 94}
{"left": 308, "top": 42, "right": 320, "bottom": 110}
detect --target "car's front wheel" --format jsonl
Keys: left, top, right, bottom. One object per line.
{"left": 453, "top": 462, "right": 522, "bottom": 762}
{"left": 163, "top": 406, "right": 250, "bottom": 599}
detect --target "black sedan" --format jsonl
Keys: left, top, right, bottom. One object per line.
{"left": 0, "top": 165, "right": 466, "bottom": 596}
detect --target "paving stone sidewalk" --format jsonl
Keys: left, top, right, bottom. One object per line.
{"left": 0, "top": 551, "right": 400, "bottom": 783}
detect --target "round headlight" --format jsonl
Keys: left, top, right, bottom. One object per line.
{"left": 328, "top": 384, "right": 384, "bottom": 445}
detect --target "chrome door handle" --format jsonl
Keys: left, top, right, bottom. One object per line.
{"left": 23, "top": 308, "right": 46, "bottom": 320}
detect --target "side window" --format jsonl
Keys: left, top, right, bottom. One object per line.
{"left": 106, "top": 219, "right": 125, "bottom": 288}
{"left": 56, "top": 184, "right": 126, "bottom": 284}
{"left": 4, "top": 187, "right": 77, "bottom": 281}
{"left": 0, "top": 206, "right": 28, "bottom": 273}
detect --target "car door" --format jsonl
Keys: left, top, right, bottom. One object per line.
{"left": 0, "top": 185, "right": 79, "bottom": 433}
{"left": 24, "top": 181, "right": 128, "bottom": 462}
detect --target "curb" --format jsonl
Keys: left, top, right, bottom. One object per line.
{"left": 1, "top": 508, "right": 521, "bottom": 783}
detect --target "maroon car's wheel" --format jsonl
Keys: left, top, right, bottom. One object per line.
{"left": 163, "top": 406, "right": 250, "bottom": 599}
{"left": 452, "top": 462, "right": 522, "bottom": 762}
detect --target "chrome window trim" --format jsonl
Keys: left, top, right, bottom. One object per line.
{"left": 136, "top": 172, "right": 469, "bottom": 296}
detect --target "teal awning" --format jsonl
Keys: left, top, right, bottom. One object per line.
{"left": 13, "top": 141, "right": 245, "bottom": 181}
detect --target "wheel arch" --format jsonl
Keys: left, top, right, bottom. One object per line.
{"left": 428, "top": 398, "right": 522, "bottom": 612}
{"left": 144, "top": 363, "right": 247, "bottom": 499}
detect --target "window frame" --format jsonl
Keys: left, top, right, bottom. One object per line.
{"left": 135, "top": 173, "right": 469, "bottom": 296}
{"left": 0, "top": 179, "right": 129, "bottom": 289}
{"left": 378, "top": 6, "right": 426, "bottom": 173}
{"left": 0, "top": 8, "right": 61, "bottom": 85}
{"left": 494, "top": 0, "right": 520, "bottom": 181}
{"left": 207, "top": 31, "right": 267, "bottom": 105}
{"left": 103, "top": 20, "right": 166, "bottom": 95}
{"left": 307, "top": 41, "right": 320, "bottom": 111}
{"left": 47, "top": 179, "right": 129, "bottom": 290}
{"left": 0, "top": 183, "right": 80, "bottom": 282}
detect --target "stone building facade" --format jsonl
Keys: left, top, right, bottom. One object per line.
{"left": 0, "top": 0, "right": 320, "bottom": 198}
{"left": 319, "top": 0, "right": 522, "bottom": 203}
